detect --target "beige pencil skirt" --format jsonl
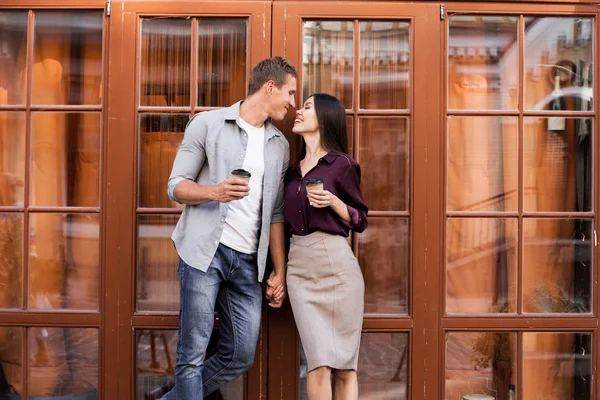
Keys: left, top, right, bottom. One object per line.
{"left": 287, "top": 231, "right": 364, "bottom": 372}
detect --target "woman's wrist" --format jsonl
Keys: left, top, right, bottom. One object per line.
{"left": 330, "top": 195, "right": 351, "bottom": 222}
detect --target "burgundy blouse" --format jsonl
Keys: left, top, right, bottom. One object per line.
{"left": 284, "top": 153, "right": 368, "bottom": 237}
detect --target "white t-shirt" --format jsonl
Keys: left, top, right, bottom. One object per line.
{"left": 219, "top": 117, "right": 265, "bottom": 254}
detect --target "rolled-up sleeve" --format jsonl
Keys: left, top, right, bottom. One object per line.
{"left": 270, "top": 140, "right": 290, "bottom": 224}
{"left": 339, "top": 162, "right": 368, "bottom": 233}
{"left": 167, "top": 115, "right": 208, "bottom": 203}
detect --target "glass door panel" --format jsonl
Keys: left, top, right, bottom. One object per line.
{"left": 443, "top": 6, "right": 596, "bottom": 400}
{"left": 135, "top": 15, "right": 248, "bottom": 311}
{"left": 0, "top": 11, "right": 27, "bottom": 105}
{"left": 524, "top": 17, "right": 594, "bottom": 112}
{"left": 273, "top": 3, "right": 439, "bottom": 399}
{"left": 0, "top": 9, "right": 104, "bottom": 399}
{"left": 135, "top": 329, "right": 243, "bottom": 399}
{"left": 140, "top": 18, "right": 191, "bottom": 108}
{"left": 302, "top": 19, "right": 413, "bottom": 313}
{"left": 300, "top": 18, "right": 413, "bottom": 398}
{"left": 447, "top": 16, "right": 519, "bottom": 111}
{"left": 302, "top": 21, "right": 354, "bottom": 108}
{"left": 134, "top": 15, "right": 249, "bottom": 399}
{"left": 111, "top": 3, "right": 272, "bottom": 399}
{"left": 359, "top": 21, "right": 410, "bottom": 110}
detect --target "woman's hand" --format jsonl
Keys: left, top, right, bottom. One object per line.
{"left": 307, "top": 189, "right": 336, "bottom": 208}
{"left": 266, "top": 269, "right": 286, "bottom": 308}
{"left": 307, "top": 190, "right": 352, "bottom": 222}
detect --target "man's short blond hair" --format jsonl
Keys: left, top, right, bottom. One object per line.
{"left": 247, "top": 56, "right": 298, "bottom": 96}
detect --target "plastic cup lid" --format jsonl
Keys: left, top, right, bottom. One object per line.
{"left": 305, "top": 178, "right": 323, "bottom": 186}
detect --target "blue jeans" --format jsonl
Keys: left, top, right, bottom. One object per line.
{"left": 161, "top": 244, "right": 262, "bottom": 399}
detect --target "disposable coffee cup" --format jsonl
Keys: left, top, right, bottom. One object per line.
{"left": 304, "top": 178, "right": 323, "bottom": 192}
{"left": 231, "top": 168, "right": 251, "bottom": 183}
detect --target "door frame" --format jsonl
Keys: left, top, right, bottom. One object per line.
{"left": 0, "top": 2, "right": 109, "bottom": 399}
{"left": 105, "top": 2, "right": 272, "bottom": 399}
{"left": 439, "top": 3, "right": 600, "bottom": 399}
{"left": 270, "top": 2, "right": 443, "bottom": 399}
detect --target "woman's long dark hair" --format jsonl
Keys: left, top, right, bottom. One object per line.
{"left": 299, "top": 93, "right": 348, "bottom": 159}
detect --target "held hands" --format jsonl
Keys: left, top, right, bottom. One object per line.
{"left": 213, "top": 178, "right": 250, "bottom": 202}
{"left": 307, "top": 189, "right": 337, "bottom": 208}
{"left": 265, "top": 269, "right": 286, "bottom": 308}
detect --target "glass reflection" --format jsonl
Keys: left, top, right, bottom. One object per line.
{"left": 523, "top": 117, "right": 592, "bottom": 212}
{"left": 139, "top": 114, "right": 188, "bottom": 208}
{"left": 0, "top": 213, "right": 23, "bottom": 309}
{"left": 448, "top": 16, "right": 519, "bottom": 110}
{"left": 0, "top": 12, "right": 27, "bottom": 105}
{"left": 303, "top": 21, "right": 353, "bottom": 109}
{"left": 0, "top": 327, "right": 22, "bottom": 396}
{"left": 136, "top": 329, "right": 244, "bottom": 400}
{"left": 30, "top": 112, "right": 101, "bottom": 207}
{"left": 136, "top": 330, "right": 176, "bottom": 400}
{"left": 137, "top": 215, "right": 179, "bottom": 312}
{"left": 299, "top": 332, "right": 408, "bottom": 400}
{"left": 197, "top": 18, "right": 247, "bottom": 107}
{"left": 447, "top": 116, "right": 517, "bottom": 212}
{"left": 523, "top": 218, "right": 592, "bottom": 313}
{"left": 525, "top": 17, "right": 593, "bottom": 111}
{"left": 347, "top": 116, "right": 354, "bottom": 158}
{"left": 28, "top": 327, "right": 98, "bottom": 397}
{"left": 358, "top": 332, "right": 408, "bottom": 399}
{"left": 359, "top": 21, "right": 409, "bottom": 110}
{"left": 33, "top": 11, "right": 103, "bottom": 105}
{"left": 359, "top": 117, "right": 409, "bottom": 211}
{"left": 141, "top": 18, "right": 191, "bottom": 107}
{"left": 523, "top": 332, "right": 592, "bottom": 399}
{"left": 445, "top": 331, "right": 517, "bottom": 400}
{"left": 28, "top": 213, "right": 100, "bottom": 310}
{"left": 0, "top": 112, "right": 25, "bottom": 207}
{"left": 358, "top": 218, "right": 409, "bottom": 315}
{"left": 446, "top": 218, "right": 517, "bottom": 314}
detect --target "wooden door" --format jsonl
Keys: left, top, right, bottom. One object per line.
{"left": 105, "top": 2, "right": 272, "bottom": 398}
{"left": 0, "top": 2, "right": 107, "bottom": 399}
{"left": 440, "top": 3, "right": 598, "bottom": 400}
{"left": 270, "top": 3, "right": 442, "bottom": 399}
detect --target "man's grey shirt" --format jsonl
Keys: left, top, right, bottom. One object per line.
{"left": 167, "top": 101, "right": 289, "bottom": 282}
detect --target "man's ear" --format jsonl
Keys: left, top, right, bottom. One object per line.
{"left": 265, "top": 80, "right": 275, "bottom": 94}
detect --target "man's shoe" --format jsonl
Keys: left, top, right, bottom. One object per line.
{"left": 145, "top": 381, "right": 174, "bottom": 400}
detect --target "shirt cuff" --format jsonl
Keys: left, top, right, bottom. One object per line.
{"left": 167, "top": 177, "right": 186, "bottom": 203}
{"left": 345, "top": 205, "right": 362, "bottom": 228}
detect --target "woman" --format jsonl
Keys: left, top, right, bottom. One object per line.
{"left": 284, "top": 93, "right": 368, "bottom": 399}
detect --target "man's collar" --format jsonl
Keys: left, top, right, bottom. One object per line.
{"left": 224, "top": 101, "right": 242, "bottom": 121}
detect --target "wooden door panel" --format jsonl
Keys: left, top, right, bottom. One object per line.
{"left": 106, "top": 2, "right": 272, "bottom": 399}
{"left": 271, "top": 3, "right": 441, "bottom": 399}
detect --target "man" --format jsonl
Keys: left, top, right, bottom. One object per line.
{"left": 161, "top": 57, "right": 297, "bottom": 399}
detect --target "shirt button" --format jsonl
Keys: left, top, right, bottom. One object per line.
{"left": 240, "top": 154, "right": 244, "bottom": 158}
{"left": 214, "top": 241, "right": 218, "bottom": 245}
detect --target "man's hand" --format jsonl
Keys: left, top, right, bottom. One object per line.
{"left": 265, "top": 269, "right": 286, "bottom": 308}
{"left": 212, "top": 178, "right": 250, "bottom": 202}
